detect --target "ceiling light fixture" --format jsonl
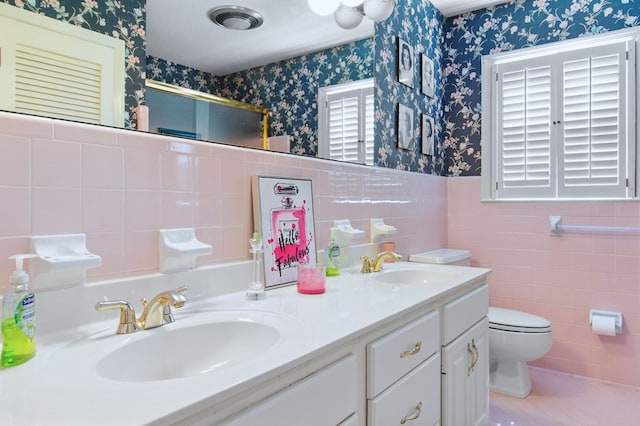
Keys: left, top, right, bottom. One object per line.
{"left": 309, "top": 0, "right": 396, "bottom": 30}
{"left": 208, "top": 6, "right": 264, "bottom": 31}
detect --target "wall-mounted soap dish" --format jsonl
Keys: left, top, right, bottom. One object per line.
{"left": 370, "top": 218, "right": 397, "bottom": 243}
{"left": 332, "top": 219, "right": 365, "bottom": 246}
{"left": 159, "top": 228, "right": 212, "bottom": 273}
{"left": 30, "top": 233, "right": 102, "bottom": 290}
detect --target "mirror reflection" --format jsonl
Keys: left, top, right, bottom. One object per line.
{"left": 0, "top": 0, "right": 376, "bottom": 162}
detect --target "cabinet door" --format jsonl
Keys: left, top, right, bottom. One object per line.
{"left": 226, "top": 355, "right": 357, "bottom": 426}
{"left": 441, "top": 318, "right": 488, "bottom": 426}
{"left": 368, "top": 353, "right": 441, "bottom": 426}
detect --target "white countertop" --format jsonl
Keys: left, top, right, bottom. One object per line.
{"left": 0, "top": 261, "right": 490, "bottom": 425}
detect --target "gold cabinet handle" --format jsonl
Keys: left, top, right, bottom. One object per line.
{"left": 400, "top": 402, "right": 423, "bottom": 424}
{"left": 467, "top": 338, "right": 479, "bottom": 376}
{"left": 471, "top": 339, "right": 479, "bottom": 373}
{"left": 467, "top": 342, "right": 474, "bottom": 376}
{"left": 400, "top": 341, "right": 422, "bottom": 358}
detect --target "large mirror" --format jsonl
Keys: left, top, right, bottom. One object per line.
{"left": 0, "top": 0, "right": 376, "bottom": 160}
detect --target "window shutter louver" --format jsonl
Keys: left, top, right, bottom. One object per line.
{"left": 364, "top": 93, "right": 375, "bottom": 166}
{"left": 328, "top": 95, "right": 360, "bottom": 163}
{"left": 559, "top": 43, "right": 628, "bottom": 198}
{"left": 496, "top": 60, "right": 553, "bottom": 198}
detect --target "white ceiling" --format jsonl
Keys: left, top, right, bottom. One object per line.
{"left": 146, "top": 0, "right": 505, "bottom": 76}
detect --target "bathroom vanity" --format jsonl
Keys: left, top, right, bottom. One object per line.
{"left": 0, "top": 261, "right": 490, "bottom": 425}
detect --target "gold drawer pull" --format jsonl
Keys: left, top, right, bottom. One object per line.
{"left": 400, "top": 402, "right": 423, "bottom": 424}
{"left": 400, "top": 341, "right": 422, "bottom": 358}
{"left": 467, "top": 342, "right": 474, "bottom": 376}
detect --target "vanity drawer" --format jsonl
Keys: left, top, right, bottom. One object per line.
{"left": 367, "top": 309, "right": 439, "bottom": 398}
{"left": 442, "top": 284, "right": 488, "bottom": 344}
{"left": 367, "top": 353, "right": 441, "bottom": 426}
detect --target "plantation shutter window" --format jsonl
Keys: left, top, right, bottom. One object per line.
{"left": 318, "top": 79, "right": 374, "bottom": 166}
{"left": 484, "top": 28, "right": 638, "bottom": 201}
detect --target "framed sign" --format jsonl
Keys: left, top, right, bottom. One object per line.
{"left": 251, "top": 176, "right": 317, "bottom": 288}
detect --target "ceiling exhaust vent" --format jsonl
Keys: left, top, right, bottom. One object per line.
{"left": 208, "top": 6, "right": 264, "bottom": 31}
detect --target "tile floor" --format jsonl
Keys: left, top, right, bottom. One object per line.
{"left": 489, "top": 367, "right": 640, "bottom": 425}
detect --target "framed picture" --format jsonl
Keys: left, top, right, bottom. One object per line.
{"left": 421, "top": 55, "right": 435, "bottom": 98}
{"left": 397, "top": 38, "right": 414, "bottom": 88}
{"left": 251, "top": 176, "right": 317, "bottom": 288}
{"left": 398, "top": 103, "right": 415, "bottom": 151}
{"left": 422, "top": 114, "right": 435, "bottom": 156}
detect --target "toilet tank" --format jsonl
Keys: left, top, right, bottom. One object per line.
{"left": 408, "top": 248, "right": 471, "bottom": 267}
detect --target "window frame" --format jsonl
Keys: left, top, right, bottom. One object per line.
{"left": 481, "top": 27, "right": 640, "bottom": 201}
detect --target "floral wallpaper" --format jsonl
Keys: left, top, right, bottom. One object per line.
{"left": 148, "top": 38, "right": 374, "bottom": 157}
{"left": 373, "top": 0, "right": 446, "bottom": 175}
{"left": 1, "top": 0, "right": 146, "bottom": 129}
{"left": 443, "top": 0, "right": 640, "bottom": 176}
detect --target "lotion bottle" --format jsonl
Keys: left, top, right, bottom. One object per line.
{"left": 1, "top": 254, "right": 38, "bottom": 367}
{"left": 326, "top": 229, "right": 341, "bottom": 277}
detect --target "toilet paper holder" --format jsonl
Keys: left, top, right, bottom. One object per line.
{"left": 589, "top": 309, "right": 623, "bottom": 334}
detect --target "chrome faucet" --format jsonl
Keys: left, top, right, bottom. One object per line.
{"left": 138, "top": 286, "right": 189, "bottom": 330}
{"left": 360, "top": 251, "right": 402, "bottom": 273}
{"left": 95, "top": 286, "right": 189, "bottom": 334}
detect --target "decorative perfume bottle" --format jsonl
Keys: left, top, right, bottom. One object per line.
{"left": 245, "top": 232, "right": 266, "bottom": 300}
{"left": 270, "top": 183, "right": 310, "bottom": 281}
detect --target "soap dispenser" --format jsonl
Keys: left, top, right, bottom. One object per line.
{"left": 1, "top": 254, "right": 38, "bottom": 367}
{"left": 326, "top": 229, "right": 341, "bottom": 277}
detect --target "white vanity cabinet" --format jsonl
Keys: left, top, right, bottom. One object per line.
{"left": 441, "top": 284, "right": 489, "bottom": 426}
{"left": 225, "top": 354, "right": 357, "bottom": 426}
{"left": 366, "top": 310, "right": 441, "bottom": 426}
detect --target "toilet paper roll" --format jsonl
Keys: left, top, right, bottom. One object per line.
{"left": 591, "top": 315, "right": 617, "bottom": 336}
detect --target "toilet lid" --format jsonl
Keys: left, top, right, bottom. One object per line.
{"left": 488, "top": 307, "right": 552, "bottom": 333}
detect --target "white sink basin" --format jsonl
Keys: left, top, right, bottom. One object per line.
{"left": 96, "top": 320, "right": 280, "bottom": 382}
{"left": 45, "top": 308, "right": 296, "bottom": 384}
{"left": 372, "top": 267, "right": 457, "bottom": 285}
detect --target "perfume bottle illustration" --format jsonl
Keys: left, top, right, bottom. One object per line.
{"left": 270, "top": 182, "right": 311, "bottom": 279}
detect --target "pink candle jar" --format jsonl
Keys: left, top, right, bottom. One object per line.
{"left": 297, "top": 264, "right": 326, "bottom": 294}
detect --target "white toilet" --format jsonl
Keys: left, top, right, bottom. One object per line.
{"left": 488, "top": 307, "right": 552, "bottom": 397}
{"left": 409, "top": 249, "right": 553, "bottom": 398}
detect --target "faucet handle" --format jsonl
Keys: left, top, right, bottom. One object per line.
{"left": 360, "top": 256, "right": 373, "bottom": 273}
{"left": 162, "top": 285, "right": 189, "bottom": 325}
{"left": 95, "top": 300, "right": 139, "bottom": 334}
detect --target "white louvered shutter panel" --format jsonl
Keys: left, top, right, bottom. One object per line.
{"left": 495, "top": 58, "right": 554, "bottom": 199}
{"left": 328, "top": 91, "right": 360, "bottom": 163}
{"left": 559, "top": 42, "right": 629, "bottom": 198}
{"left": 0, "top": 5, "right": 125, "bottom": 126}
{"left": 364, "top": 91, "right": 375, "bottom": 166}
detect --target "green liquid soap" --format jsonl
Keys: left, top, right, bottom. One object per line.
{"left": 326, "top": 236, "right": 341, "bottom": 277}
{"left": 1, "top": 316, "right": 36, "bottom": 367}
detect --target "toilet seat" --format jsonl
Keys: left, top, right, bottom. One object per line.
{"left": 488, "top": 307, "right": 552, "bottom": 333}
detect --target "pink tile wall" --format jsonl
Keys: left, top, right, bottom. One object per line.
{"left": 448, "top": 177, "right": 640, "bottom": 388}
{"left": 0, "top": 112, "right": 447, "bottom": 293}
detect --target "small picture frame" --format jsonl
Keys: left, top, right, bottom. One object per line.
{"left": 398, "top": 104, "right": 415, "bottom": 151}
{"left": 251, "top": 175, "right": 317, "bottom": 288}
{"left": 397, "top": 38, "right": 414, "bottom": 88}
{"left": 422, "top": 114, "right": 435, "bottom": 156}
{"left": 421, "top": 55, "right": 435, "bottom": 98}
